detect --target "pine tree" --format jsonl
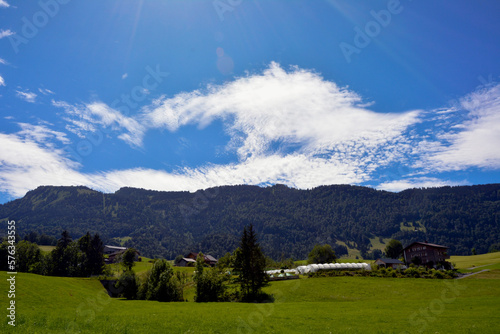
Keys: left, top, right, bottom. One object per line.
{"left": 233, "top": 224, "right": 269, "bottom": 302}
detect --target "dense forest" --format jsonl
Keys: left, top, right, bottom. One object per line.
{"left": 0, "top": 184, "right": 499, "bottom": 260}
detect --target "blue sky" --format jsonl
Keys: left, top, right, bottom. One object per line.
{"left": 0, "top": 0, "right": 499, "bottom": 203}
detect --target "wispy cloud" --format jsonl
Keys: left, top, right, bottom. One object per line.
{"left": 0, "top": 132, "right": 84, "bottom": 198}
{"left": 122, "top": 73, "right": 128, "bottom": 80}
{"left": 0, "top": 58, "right": 7, "bottom": 65}
{"left": 53, "top": 100, "right": 146, "bottom": 147}
{"left": 377, "top": 177, "right": 469, "bottom": 192}
{"left": 38, "top": 88, "right": 55, "bottom": 95}
{"left": 0, "top": 29, "right": 14, "bottom": 39}
{"left": 0, "top": 75, "right": 5, "bottom": 86}
{"left": 0, "top": 0, "right": 10, "bottom": 8}
{"left": 420, "top": 83, "right": 500, "bottom": 171}
{"left": 2, "top": 64, "right": 499, "bottom": 199}
{"left": 143, "top": 62, "right": 420, "bottom": 161}
{"left": 17, "top": 123, "right": 70, "bottom": 146}
{"left": 16, "top": 90, "right": 37, "bottom": 103}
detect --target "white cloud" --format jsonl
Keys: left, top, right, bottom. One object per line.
{"left": 0, "top": 75, "right": 5, "bottom": 86}
{"left": 423, "top": 83, "right": 500, "bottom": 171}
{"left": 377, "top": 177, "right": 468, "bottom": 192}
{"left": 0, "top": 0, "right": 10, "bottom": 8}
{"left": 38, "top": 88, "right": 55, "bottom": 95}
{"left": 122, "top": 73, "right": 128, "bottom": 79}
{"left": 143, "top": 62, "right": 420, "bottom": 161}
{"left": 54, "top": 100, "right": 146, "bottom": 147}
{"left": 0, "top": 58, "right": 7, "bottom": 65}
{"left": 2, "top": 63, "right": 498, "bottom": 199}
{"left": 0, "top": 132, "right": 84, "bottom": 198}
{"left": 16, "top": 90, "right": 37, "bottom": 103}
{"left": 17, "top": 123, "right": 70, "bottom": 146}
{"left": 0, "top": 29, "right": 14, "bottom": 39}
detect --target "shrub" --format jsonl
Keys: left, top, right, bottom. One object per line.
{"left": 142, "top": 259, "right": 183, "bottom": 302}
{"left": 431, "top": 270, "right": 444, "bottom": 279}
{"left": 115, "top": 270, "right": 139, "bottom": 299}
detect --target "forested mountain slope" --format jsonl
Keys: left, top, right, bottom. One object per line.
{"left": 1, "top": 184, "right": 499, "bottom": 259}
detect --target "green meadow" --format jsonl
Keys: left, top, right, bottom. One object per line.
{"left": 451, "top": 252, "right": 500, "bottom": 269}
{"left": 1, "top": 254, "right": 500, "bottom": 333}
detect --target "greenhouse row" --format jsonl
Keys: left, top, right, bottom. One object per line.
{"left": 295, "top": 262, "right": 371, "bottom": 274}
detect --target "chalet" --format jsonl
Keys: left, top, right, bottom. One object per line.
{"left": 103, "top": 245, "right": 127, "bottom": 255}
{"left": 185, "top": 252, "right": 218, "bottom": 267}
{"left": 177, "top": 258, "right": 196, "bottom": 267}
{"left": 104, "top": 247, "right": 140, "bottom": 264}
{"left": 375, "top": 258, "right": 405, "bottom": 269}
{"left": 402, "top": 242, "right": 450, "bottom": 266}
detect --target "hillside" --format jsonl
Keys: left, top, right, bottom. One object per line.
{"left": 1, "top": 184, "right": 499, "bottom": 259}
{"left": 1, "top": 271, "right": 499, "bottom": 333}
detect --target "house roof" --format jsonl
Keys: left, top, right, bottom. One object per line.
{"left": 403, "top": 242, "right": 449, "bottom": 250}
{"left": 181, "top": 258, "right": 196, "bottom": 263}
{"left": 204, "top": 255, "right": 217, "bottom": 262}
{"left": 376, "top": 258, "right": 404, "bottom": 264}
{"left": 104, "top": 245, "right": 127, "bottom": 251}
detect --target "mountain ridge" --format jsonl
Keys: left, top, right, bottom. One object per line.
{"left": 1, "top": 183, "right": 499, "bottom": 259}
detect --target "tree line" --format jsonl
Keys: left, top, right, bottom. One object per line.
{"left": 0, "top": 231, "right": 105, "bottom": 277}
{"left": 1, "top": 183, "right": 499, "bottom": 260}
{"left": 115, "top": 224, "right": 272, "bottom": 303}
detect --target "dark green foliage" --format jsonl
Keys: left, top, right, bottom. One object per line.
{"left": 88, "top": 233, "right": 105, "bottom": 275}
{"left": 23, "top": 231, "right": 57, "bottom": 245}
{"left": 174, "top": 254, "right": 184, "bottom": 265}
{"left": 308, "top": 266, "right": 456, "bottom": 279}
{"left": 115, "top": 270, "right": 139, "bottom": 299}
{"left": 121, "top": 248, "right": 137, "bottom": 271}
{"left": 217, "top": 252, "right": 233, "bottom": 270}
{"left": 489, "top": 243, "right": 500, "bottom": 253}
{"left": 77, "top": 232, "right": 105, "bottom": 276}
{"left": 194, "top": 252, "right": 228, "bottom": 302}
{"left": 141, "top": 259, "right": 183, "bottom": 302}
{"left": 233, "top": 224, "right": 269, "bottom": 302}
{"left": 384, "top": 239, "right": 403, "bottom": 259}
{"left": 308, "top": 244, "right": 336, "bottom": 264}
{"left": 49, "top": 230, "right": 77, "bottom": 276}
{"left": 15, "top": 240, "right": 44, "bottom": 274}
{"left": 365, "top": 249, "right": 383, "bottom": 260}
{"left": 1, "top": 183, "right": 500, "bottom": 259}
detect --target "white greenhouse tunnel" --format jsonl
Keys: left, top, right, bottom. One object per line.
{"left": 266, "top": 262, "right": 371, "bottom": 275}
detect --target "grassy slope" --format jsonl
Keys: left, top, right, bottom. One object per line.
{"left": 1, "top": 270, "right": 499, "bottom": 334}
{"left": 38, "top": 245, "right": 56, "bottom": 253}
{"left": 451, "top": 252, "right": 500, "bottom": 269}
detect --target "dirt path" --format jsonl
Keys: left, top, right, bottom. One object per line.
{"left": 456, "top": 269, "right": 490, "bottom": 279}
{"left": 467, "top": 263, "right": 494, "bottom": 270}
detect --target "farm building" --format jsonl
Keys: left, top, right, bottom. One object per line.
{"left": 177, "top": 258, "right": 196, "bottom": 267}
{"left": 402, "top": 242, "right": 450, "bottom": 266}
{"left": 375, "top": 258, "right": 405, "bottom": 269}
{"left": 103, "top": 245, "right": 127, "bottom": 255}
{"left": 185, "top": 252, "right": 218, "bottom": 266}
{"left": 104, "top": 248, "right": 140, "bottom": 264}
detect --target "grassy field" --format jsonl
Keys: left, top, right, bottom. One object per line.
{"left": 1, "top": 266, "right": 500, "bottom": 333}
{"left": 38, "top": 245, "right": 56, "bottom": 253}
{"left": 368, "top": 236, "right": 391, "bottom": 251}
{"left": 451, "top": 252, "right": 500, "bottom": 269}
